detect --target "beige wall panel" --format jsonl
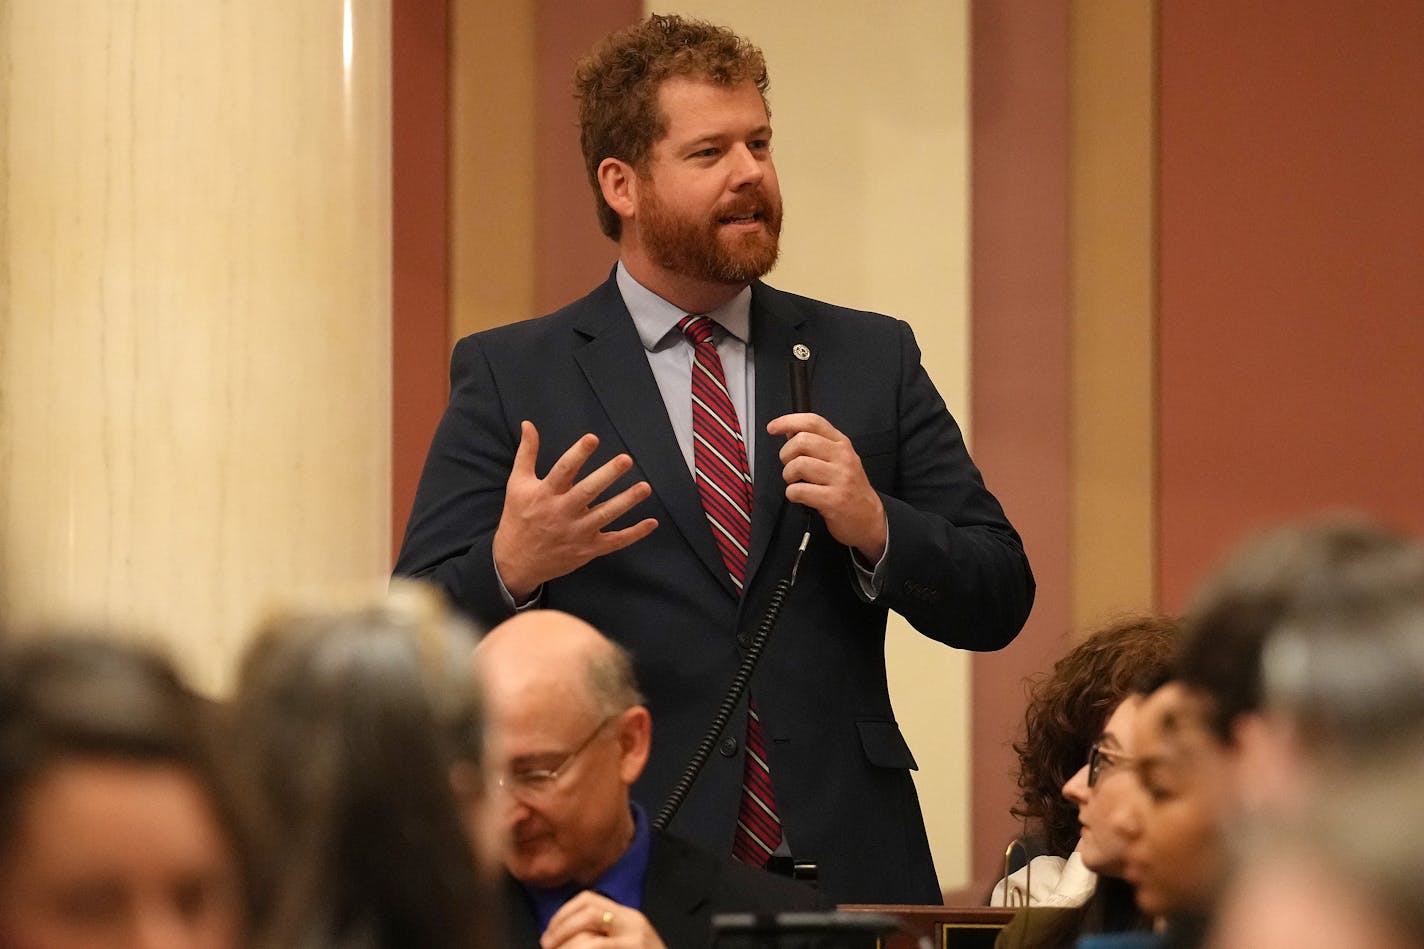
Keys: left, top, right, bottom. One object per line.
{"left": 652, "top": 0, "right": 974, "bottom": 890}
{"left": 451, "top": 0, "right": 537, "bottom": 339}
{"left": 0, "top": 1, "right": 392, "bottom": 692}
{"left": 1069, "top": 0, "right": 1157, "bottom": 632}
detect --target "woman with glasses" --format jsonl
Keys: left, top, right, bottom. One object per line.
{"left": 994, "top": 616, "right": 1175, "bottom": 949}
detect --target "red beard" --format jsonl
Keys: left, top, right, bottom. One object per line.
{"left": 638, "top": 183, "right": 783, "bottom": 285}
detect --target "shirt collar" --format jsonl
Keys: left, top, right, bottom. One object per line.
{"left": 616, "top": 261, "right": 752, "bottom": 350}
{"left": 520, "top": 801, "right": 653, "bottom": 932}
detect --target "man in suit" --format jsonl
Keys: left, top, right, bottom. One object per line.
{"left": 476, "top": 610, "right": 825, "bottom": 949}
{"left": 397, "top": 14, "right": 1034, "bottom": 904}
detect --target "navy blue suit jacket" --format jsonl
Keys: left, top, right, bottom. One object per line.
{"left": 396, "top": 273, "right": 1035, "bottom": 904}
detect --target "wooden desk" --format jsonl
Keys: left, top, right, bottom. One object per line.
{"left": 838, "top": 905, "right": 1017, "bottom": 949}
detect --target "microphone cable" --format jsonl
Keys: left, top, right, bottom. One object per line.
{"left": 652, "top": 343, "right": 815, "bottom": 832}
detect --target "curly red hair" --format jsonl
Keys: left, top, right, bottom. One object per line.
{"left": 574, "top": 14, "right": 769, "bottom": 240}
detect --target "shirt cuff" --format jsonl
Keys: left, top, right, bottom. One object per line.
{"left": 494, "top": 556, "right": 544, "bottom": 611}
{"left": 849, "top": 517, "right": 890, "bottom": 600}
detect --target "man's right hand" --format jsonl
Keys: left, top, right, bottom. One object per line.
{"left": 541, "top": 892, "right": 667, "bottom": 949}
{"left": 492, "top": 421, "right": 658, "bottom": 602}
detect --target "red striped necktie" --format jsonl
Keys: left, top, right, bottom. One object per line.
{"left": 678, "top": 315, "right": 783, "bottom": 864}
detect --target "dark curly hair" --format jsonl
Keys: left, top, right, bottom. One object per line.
{"left": 1011, "top": 614, "right": 1178, "bottom": 857}
{"left": 574, "top": 13, "right": 769, "bottom": 239}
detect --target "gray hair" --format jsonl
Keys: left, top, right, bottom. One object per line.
{"left": 1262, "top": 538, "right": 1424, "bottom": 754}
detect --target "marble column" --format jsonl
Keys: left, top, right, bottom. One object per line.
{"left": 0, "top": 0, "right": 392, "bottom": 691}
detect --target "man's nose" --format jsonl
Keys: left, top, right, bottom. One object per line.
{"left": 131, "top": 903, "right": 212, "bottom": 949}
{"left": 501, "top": 790, "right": 533, "bottom": 825}
{"left": 727, "top": 143, "right": 765, "bottom": 187}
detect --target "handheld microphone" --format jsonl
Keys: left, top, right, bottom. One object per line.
{"left": 789, "top": 342, "right": 812, "bottom": 415}
{"left": 788, "top": 343, "right": 814, "bottom": 584}
{"left": 650, "top": 343, "right": 820, "bottom": 833}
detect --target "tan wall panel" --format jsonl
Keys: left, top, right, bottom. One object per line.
{"left": 451, "top": 0, "right": 537, "bottom": 339}
{"left": 0, "top": 1, "right": 392, "bottom": 691}
{"left": 651, "top": 0, "right": 974, "bottom": 891}
{"left": 1069, "top": 0, "right": 1157, "bottom": 631}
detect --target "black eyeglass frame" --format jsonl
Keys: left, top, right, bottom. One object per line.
{"left": 1086, "top": 740, "right": 1134, "bottom": 788}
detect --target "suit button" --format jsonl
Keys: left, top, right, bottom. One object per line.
{"left": 903, "top": 578, "right": 935, "bottom": 601}
{"left": 719, "top": 736, "right": 739, "bottom": 757}
{"left": 736, "top": 633, "right": 752, "bottom": 650}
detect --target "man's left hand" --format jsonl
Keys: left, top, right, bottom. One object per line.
{"left": 768, "top": 412, "right": 887, "bottom": 563}
{"left": 541, "top": 891, "right": 666, "bottom": 949}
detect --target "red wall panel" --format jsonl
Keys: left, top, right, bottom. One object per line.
{"left": 1158, "top": 0, "right": 1424, "bottom": 605}
{"left": 392, "top": 0, "right": 451, "bottom": 564}
{"left": 967, "top": 0, "right": 1072, "bottom": 899}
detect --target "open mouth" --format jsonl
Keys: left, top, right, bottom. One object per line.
{"left": 717, "top": 201, "right": 767, "bottom": 224}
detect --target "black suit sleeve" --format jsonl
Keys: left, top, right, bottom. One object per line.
{"left": 394, "top": 335, "right": 519, "bottom": 625}
{"left": 872, "top": 319, "right": 1035, "bottom": 650}
{"left": 643, "top": 831, "right": 832, "bottom": 948}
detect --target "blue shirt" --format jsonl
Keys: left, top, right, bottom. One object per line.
{"left": 521, "top": 802, "right": 653, "bottom": 933}
{"left": 617, "top": 261, "right": 755, "bottom": 480}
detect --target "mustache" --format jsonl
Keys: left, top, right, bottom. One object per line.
{"left": 714, "top": 193, "right": 779, "bottom": 221}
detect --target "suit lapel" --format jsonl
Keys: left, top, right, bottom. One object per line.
{"left": 746, "top": 283, "right": 810, "bottom": 585}
{"left": 572, "top": 278, "right": 734, "bottom": 594}
{"left": 642, "top": 831, "right": 713, "bottom": 948}
{"left": 500, "top": 876, "right": 543, "bottom": 949}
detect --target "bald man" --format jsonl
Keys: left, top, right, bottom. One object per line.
{"left": 475, "top": 610, "right": 825, "bottom": 949}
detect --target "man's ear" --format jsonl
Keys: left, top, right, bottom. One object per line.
{"left": 598, "top": 158, "right": 638, "bottom": 222}
{"left": 615, "top": 705, "right": 652, "bottom": 785}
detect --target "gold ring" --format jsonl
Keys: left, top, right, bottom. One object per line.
{"left": 601, "top": 910, "right": 614, "bottom": 934}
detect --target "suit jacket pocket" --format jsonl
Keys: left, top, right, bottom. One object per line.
{"left": 850, "top": 428, "right": 897, "bottom": 489}
{"left": 856, "top": 719, "right": 919, "bottom": 771}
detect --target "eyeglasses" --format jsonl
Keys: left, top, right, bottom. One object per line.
{"left": 1087, "top": 740, "right": 1134, "bottom": 788}
{"left": 496, "top": 715, "right": 613, "bottom": 798}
